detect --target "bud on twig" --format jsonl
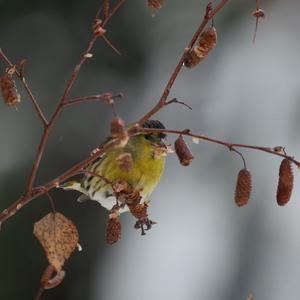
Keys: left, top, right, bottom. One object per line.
{"left": 184, "top": 26, "right": 217, "bottom": 68}
{"left": 252, "top": 8, "right": 265, "bottom": 19}
{"left": 110, "top": 117, "right": 128, "bottom": 141}
{"left": 106, "top": 215, "right": 122, "bottom": 245}
{"left": 277, "top": 158, "right": 294, "bottom": 206}
{"left": 235, "top": 168, "right": 252, "bottom": 207}
{"left": 147, "top": 0, "right": 164, "bottom": 9}
{"left": 0, "top": 73, "right": 21, "bottom": 107}
{"left": 174, "top": 135, "right": 194, "bottom": 166}
{"left": 93, "top": 19, "right": 107, "bottom": 36}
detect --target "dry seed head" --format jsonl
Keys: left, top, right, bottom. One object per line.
{"left": 235, "top": 168, "right": 252, "bottom": 207}
{"left": 184, "top": 26, "right": 217, "bottom": 68}
{"left": 174, "top": 135, "right": 194, "bottom": 166}
{"left": 106, "top": 215, "right": 122, "bottom": 245}
{"left": 0, "top": 74, "right": 21, "bottom": 106}
{"left": 277, "top": 158, "right": 294, "bottom": 206}
{"left": 116, "top": 152, "right": 133, "bottom": 172}
{"left": 128, "top": 203, "right": 149, "bottom": 220}
{"left": 147, "top": 0, "right": 164, "bottom": 9}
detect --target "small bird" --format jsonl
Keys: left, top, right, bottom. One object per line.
{"left": 61, "top": 120, "right": 167, "bottom": 214}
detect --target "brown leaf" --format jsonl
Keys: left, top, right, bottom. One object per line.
{"left": 33, "top": 212, "right": 79, "bottom": 271}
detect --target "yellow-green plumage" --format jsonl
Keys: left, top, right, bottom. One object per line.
{"left": 63, "top": 122, "right": 167, "bottom": 214}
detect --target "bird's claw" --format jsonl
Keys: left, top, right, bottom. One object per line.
{"left": 134, "top": 218, "right": 156, "bottom": 236}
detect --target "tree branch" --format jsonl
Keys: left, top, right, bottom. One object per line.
{"left": 137, "top": 0, "right": 231, "bottom": 125}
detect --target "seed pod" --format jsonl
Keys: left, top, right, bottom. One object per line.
{"left": 276, "top": 158, "right": 294, "bottom": 206}
{"left": 174, "top": 135, "right": 194, "bottom": 166}
{"left": 116, "top": 152, "right": 133, "bottom": 172}
{"left": 147, "top": 0, "right": 164, "bottom": 9}
{"left": 0, "top": 74, "right": 21, "bottom": 106}
{"left": 235, "top": 168, "right": 252, "bottom": 207}
{"left": 110, "top": 117, "right": 127, "bottom": 137}
{"left": 106, "top": 215, "right": 121, "bottom": 245}
{"left": 184, "top": 26, "right": 217, "bottom": 68}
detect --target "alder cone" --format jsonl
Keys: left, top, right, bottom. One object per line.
{"left": 106, "top": 216, "right": 121, "bottom": 245}
{"left": 184, "top": 26, "right": 217, "bottom": 68}
{"left": 0, "top": 74, "right": 21, "bottom": 106}
{"left": 235, "top": 169, "right": 252, "bottom": 207}
{"left": 174, "top": 135, "right": 194, "bottom": 166}
{"left": 276, "top": 158, "right": 294, "bottom": 206}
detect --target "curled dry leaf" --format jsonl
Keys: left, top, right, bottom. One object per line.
{"left": 174, "top": 135, "right": 194, "bottom": 166}
{"left": 33, "top": 212, "right": 79, "bottom": 271}
{"left": 235, "top": 168, "right": 252, "bottom": 207}
{"left": 277, "top": 158, "right": 294, "bottom": 206}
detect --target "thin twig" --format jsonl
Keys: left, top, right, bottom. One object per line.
{"left": 65, "top": 93, "right": 122, "bottom": 106}
{"left": 137, "top": 0, "right": 230, "bottom": 125}
{"left": 135, "top": 127, "right": 300, "bottom": 167}
{"left": 0, "top": 49, "right": 48, "bottom": 126}
{"left": 24, "top": 1, "right": 126, "bottom": 197}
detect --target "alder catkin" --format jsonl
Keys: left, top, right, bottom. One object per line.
{"left": 106, "top": 216, "right": 122, "bottom": 245}
{"left": 276, "top": 158, "right": 294, "bottom": 206}
{"left": 235, "top": 169, "right": 252, "bottom": 207}
{"left": 184, "top": 26, "right": 217, "bottom": 68}
{"left": 147, "top": 0, "right": 164, "bottom": 9}
{"left": 174, "top": 135, "right": 194, "bottom": 166}
{"left": 0, "top": 74, "right": 21, "bottom": 106}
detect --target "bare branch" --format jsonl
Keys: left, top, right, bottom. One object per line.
{"left": 137, "top": 1, "right": 231, "bottom": 125}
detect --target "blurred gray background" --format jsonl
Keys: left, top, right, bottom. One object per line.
{"left": 1, "top": 0, "right": 300, "bottom": 299}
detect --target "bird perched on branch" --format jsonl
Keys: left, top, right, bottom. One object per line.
{"left": 61, "top": 120, "right": 168, "bottom": 214}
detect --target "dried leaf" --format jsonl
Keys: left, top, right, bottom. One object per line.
{"left": 33, "top": 212, "right": 79, "bottom": 271}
